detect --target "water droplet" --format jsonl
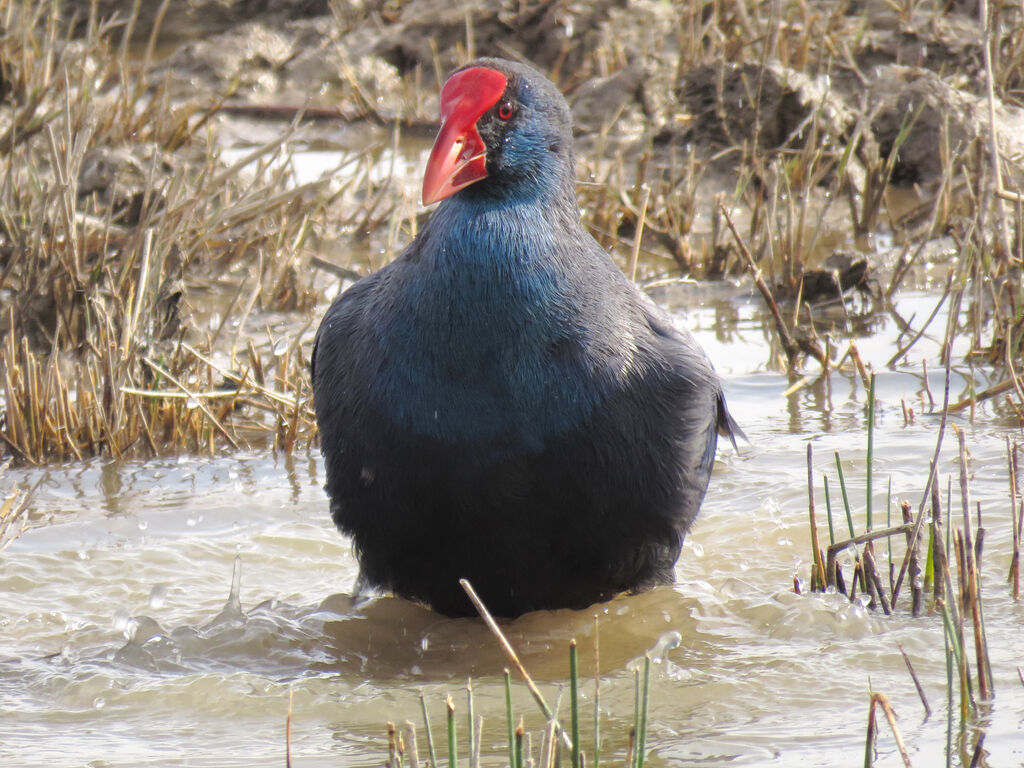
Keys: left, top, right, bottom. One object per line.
{"left": 649, "top": 631, "right": 682, "bottom": 661}
{"left": 112, "top": 610, "right": 130, "bottom": 633}
{"left": 185, "top": 396, "right": 199, "bottom": 410}
{"left": 93, "top": 697, "right": 106, "bottom": 710}
{"left": 138, "top": 520, "right": 148, "bottom": 531}
{"left": 272, "top": 339, "right": 289, "bottom": 357}
{"left": 208, "top": 312, "right": 221, "bottom": 332}
{"left": 122, "top": 617, "right": 139, "bottom": 640}
{"left": 420, "top": 636, "right": 430, "bottom": 652}
{"left": 148, "top": 584, "right": 168, "bottom": 610}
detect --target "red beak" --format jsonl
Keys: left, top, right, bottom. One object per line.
{"left": 421, "top": 68, "right": 507, "bottom": 205}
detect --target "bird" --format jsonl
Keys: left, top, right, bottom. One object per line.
{"left": 312, "top": 57, "right": 740, "bottom": 618}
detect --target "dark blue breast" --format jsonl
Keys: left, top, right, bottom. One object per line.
{"left": 367, "top": 199, "right": 632, "bottom": 452}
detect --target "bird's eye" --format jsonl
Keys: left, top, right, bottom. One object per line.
{"left": 497, "top": 101, "right": 515, "bottom": 120}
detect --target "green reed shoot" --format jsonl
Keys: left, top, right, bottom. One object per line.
{"left": 466, "top": 678, "right": 475, "bottom": 768}
{"left": 446, "top": 695, "right": 456, "bottom": 768}
{"left": 504, "top": 668, "right": 515, "bottom": 767}
{"left": 593, "top": 614, "right": 601, "bottom": 768}
{"left": 394, "top": 600, "right": 657, "bottom": 767}
{"left": 570, "top": 639, "right": 581, "bottom": 768}
{"left": 420, "top": 694, "right": 437, "bottom": 768}
{"left": 937, "top": 599, "right": 964, "bottom": 693}
{"left": 823, "top": 473, "right": 836, "bottom": 546}
{"left": 631, "top": 667, "right": 640, "bottom": 767}
{"left": 925, "top": 523, "right": 936, "bottom": 593}
{"left": 863, "top": 705, "right": 873, "bottom": 768}
{"left": 866, "top": 372, "right": 876, "bottom": 531}
{"left": 945, "top": 633, "right": 954, "bottom": 768}
{"left": 834, "top": 451, "right": 856, "bottom": 538}
{"left": 636, "top": 655, "right": 652, "bottom": 768}
{"left": 886, "top": 476, "right": 893, "bottom": 582}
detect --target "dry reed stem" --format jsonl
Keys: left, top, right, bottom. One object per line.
{"left": 931, "top": 468, "right": 947, "bottom": 605}
{"left": 892, "top": 354, "right": 951, "bottom": 607}
{"left": 828, "top": 524, "right": 911, "bottom": 557}
{"left": 948, "top": 378, "right": 1018, "bottom": 412}
{"left": 1010, "top": 439, "right": 1021, "bottom": 600}
{"left": 387, "top": 721, "right": 399, "bottom": 768}
{"left": 862, "top": 543, "right": 892, "bottom": 615}
{"left": 539, "top": 717, "right": 558, "bottom": 768}
{"left": 403, "top": 721, "right": 420, "bottom": 768}
{"left": 720, "top": 203, "right": 826, "bottom": 370}
{"left": 896, "top": 643, "right": 931, "bottom": 719}
{"left": 0, "top": 462, "right": 34, "bottom": 551}
{"left": 623, "top": 727, "right": 636, "bottom": 768}
{"left": 956, "top": 427, "right": 991, "bottom": 699}
{"left": 900, "top": 500, "right": 923, "bottom": 617}
{"left": 285, "top": 687, "right": 293, "bottom": 768}
{"left": 980, "top": 0, "right": 1013, "bottom": 260}
{"left": 865, "top": 692, "right": 912, "bottom": 768}
{"left": 886, "top": 273, "right": 954, "bottom": 367}
{"left": 0, "top": 0, "right": 327, "bottom": 461}
{"left": 459, "top": 579, "right": 573, "bottom": 752}
{"left": 806, "top": 443, "right": 827, "bottom": 591}
{"left": 628, "top": 186, "right": 651, "bottom": 283}
{"left": 141, "top": 357, "right": 239, "bottom": 449}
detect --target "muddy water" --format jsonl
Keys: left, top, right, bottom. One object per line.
{"left": 3, "top": 290, "right": 1024, "bottom": 767}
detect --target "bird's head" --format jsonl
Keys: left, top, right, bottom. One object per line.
{"left": 421, "top": 58, "right": 574, "bottom": 206}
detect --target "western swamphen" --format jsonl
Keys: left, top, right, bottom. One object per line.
{"left": 313, "top": 58, "right": 740, "bottom": 617}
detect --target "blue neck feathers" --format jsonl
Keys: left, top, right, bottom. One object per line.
{"left": 373, "top": 192, "right": 613, "bottom": 450}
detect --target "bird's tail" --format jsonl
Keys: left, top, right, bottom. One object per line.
{"left": 717, "top": 391, "right": 746, "bottom": 449}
